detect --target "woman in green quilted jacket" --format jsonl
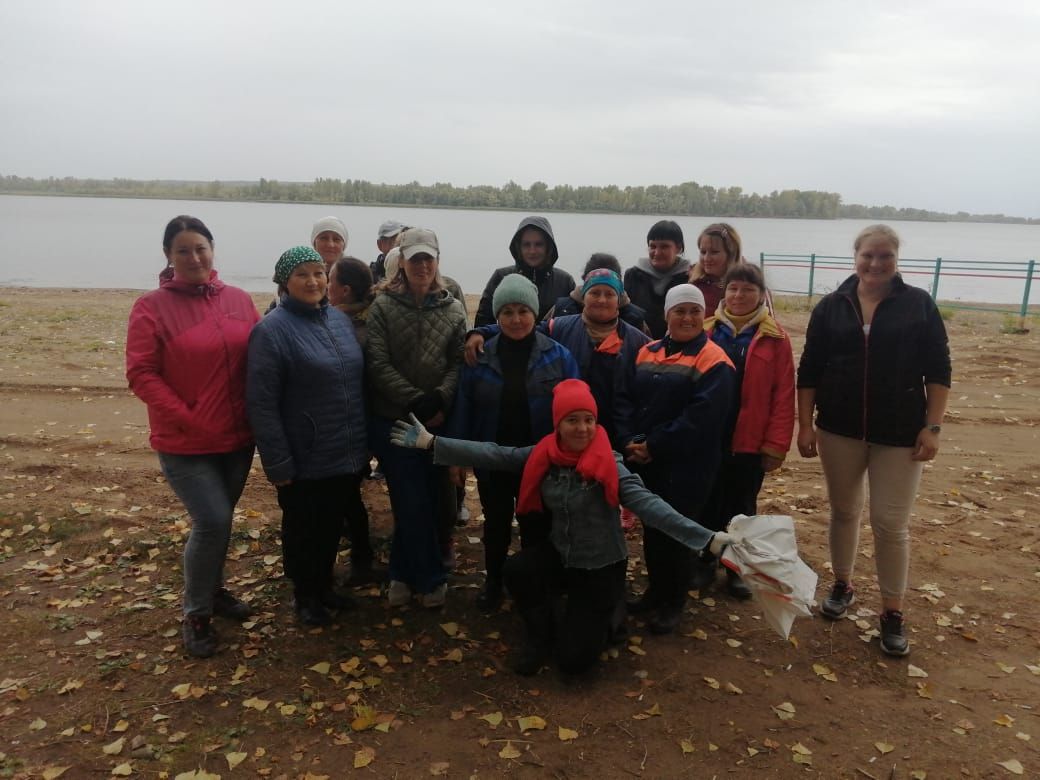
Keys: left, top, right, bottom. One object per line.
{"left": 366, "top": 227, "right": 467, "bottom": 609}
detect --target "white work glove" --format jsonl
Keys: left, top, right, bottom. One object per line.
{"left": 708, "top": 531, "right": 737, "bottom": 557}
{"left": 390, "top": 414, "right": 435, "bottom": 450}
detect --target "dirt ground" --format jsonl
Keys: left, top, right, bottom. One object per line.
{"left": 1, "top": 287, "right": 1038, "bottom": 779}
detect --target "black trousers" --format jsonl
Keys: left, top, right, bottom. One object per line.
{"left": 476, "top": 470, "right": 551, "bottom": 582}
{"left": 703, "top": 453, "right": 766, "bottom": 532}
{"left": 341, "top": 473, "right": 373, "bottom": 568}
{"left": 278, "top": 475, "right": 351, "bottom": 598}
{"left": 642, "top": 525, "right": 692, "bottom": 608}
{"left": 503, "top": 545, "right": 626, "bottom": 675}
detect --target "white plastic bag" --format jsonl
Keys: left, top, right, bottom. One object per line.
{"left": 721, "top": 514, "right": 818, "bottom": 640}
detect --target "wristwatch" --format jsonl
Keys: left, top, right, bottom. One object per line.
{"left": 927, "top": 424, "right": 941, "bottom": 434}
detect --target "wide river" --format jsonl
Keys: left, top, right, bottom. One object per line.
{"left": 1, "top": 194, "right": 1037, "bottom": 302}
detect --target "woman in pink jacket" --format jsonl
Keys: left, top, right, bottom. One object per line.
{"left": 701, "top": 263, "right": 795, "bottom": 597}
{"left": 126, "top": 216, "right": 260, "bottom": 658}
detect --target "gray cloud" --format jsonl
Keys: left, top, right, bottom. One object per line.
{"left": 1, "top": 0, "right": 1037, "bottom": 216}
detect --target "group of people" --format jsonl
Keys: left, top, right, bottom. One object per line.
{"left": 126, "top": 212, "right": 950, "bottom": 674}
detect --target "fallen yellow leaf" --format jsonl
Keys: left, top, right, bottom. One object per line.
{"left": 679, "top": 739, "right": 695, "bottom": 755}
{"left": 112, "top": 720, "right": 129, "bottom": 733}
{"left": 907, "top": 664, "right": 929, "bottom": 678}
{"left": 812, "top": 663, "right": 838, "bottom": 682}
{"left": 242, "top": 697, "right": 270, "bottom": 711}
{"left": 110, "top": 762, "right": 133, "bottom": 776}
{"left": 995, "top": 714, "right": 1015, "bottom": 727}
{"left": 41, "top": 768, "right": 70, "bottom": 780}
{"left": 429, "top": 762, "right": 450, "bottom": 776}
{"left": 479, "top": 712, "right": 503, "bottom": 727}
{"left": 440, "top": 622, "right": 459, "bottom": 637}
{"left": 309, "top": 661, "right": 331, "bottom": 675}
{"left": 558, "top": 726, "right": 578, "bottom": 741}
{"left": 354, "top": 746, "right": 376, "bottom": 768}
{"left": 102, "top": 737, "right": 125, "bottom": 756}
{"left": 226, "top": 751, "right": 247, "bottom": 769}
{"left": 875, "top": 741, "right": 894, "bottom": 754}
{"left": 996, "top": 758, "right": 1024, "bottom": 775}
{"left": 499, "top": 741, "right": 521, "bottom": 759}
{"left": 517, "top": 715, "right": 547, "bottom": 731}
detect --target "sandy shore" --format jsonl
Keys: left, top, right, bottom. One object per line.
{"left": 0, "top": 287, "right": 1038, "bottom": 777}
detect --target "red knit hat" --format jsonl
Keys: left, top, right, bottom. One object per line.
{"left": 552, "top": 379, "right": 598, "bottom": 427}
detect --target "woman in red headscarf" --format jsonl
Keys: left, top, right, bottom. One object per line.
{"left": 390, "top": 379, "right": 732, "bottom": 677}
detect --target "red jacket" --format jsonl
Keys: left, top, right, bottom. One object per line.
{"left": 706, "top": 314, "right": 795, "bottom": 460}
{"left": 126, "top": 272, "right": 259, "bottom": 454}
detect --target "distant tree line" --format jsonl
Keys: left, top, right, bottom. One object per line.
{"left": 1, "top": 174, "right": 1034, "bottom": 224}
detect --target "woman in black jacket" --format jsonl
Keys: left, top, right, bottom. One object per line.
{"left": 796, "top": 224, "right": 951, "bottom": 658}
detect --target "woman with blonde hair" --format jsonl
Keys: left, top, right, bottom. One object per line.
{"left": 691, "top": 223, "right": 745, "bottom": 317}
{"left": 797, "top": 224, "right": 950, "bottom": 657}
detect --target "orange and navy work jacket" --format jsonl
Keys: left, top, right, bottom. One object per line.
{"left": 616, "top": 333, "right": 734, "bottom": 517}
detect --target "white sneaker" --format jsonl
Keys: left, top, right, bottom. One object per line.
{"left": 421, "top": 583, "right": 447, "bottom": 609}
{"left": 387, "top": 580, "right": 411, "bottom": 607}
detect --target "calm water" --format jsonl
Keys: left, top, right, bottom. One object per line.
{"left": 2, "top": 194, "right": 1038, "bottom": 303}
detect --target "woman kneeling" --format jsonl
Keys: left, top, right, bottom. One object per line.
{"left": 392, "top": 379, "right": 731, "bottom": 677}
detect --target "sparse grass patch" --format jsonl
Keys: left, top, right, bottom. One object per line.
{"left": 1000, "top": 313, "right": 1031, "bottom": 334}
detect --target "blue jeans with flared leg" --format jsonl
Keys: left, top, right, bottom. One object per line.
{"left": 158, "top": 447, "right": 254, "bottom": 618}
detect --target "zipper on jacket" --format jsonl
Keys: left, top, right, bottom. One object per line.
{"left": 318, "top": 311, "right": 354, "bottom": 456}
{"left": 209, "top": 292, "right": 239, "bottom": 421}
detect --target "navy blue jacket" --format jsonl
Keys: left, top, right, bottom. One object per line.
{"left": 447, "top": 332, "right": 579, "bottom": 475}
{"left": 616, "top": 333, "right": 734, "bottom": 519}
{"left": 247, "top": 295, "right": 368, "bottom": 483}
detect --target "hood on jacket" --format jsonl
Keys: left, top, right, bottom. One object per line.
{"left": 633, "top": 256, "right": 692, "bottom": 296}
{"left": 509, "top": 216, "right": 560, "bottom": 270}
{"left": 159, "top": 269, "right": 224, "bottom": 296}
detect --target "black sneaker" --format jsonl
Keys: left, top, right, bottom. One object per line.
{"left": 820, "top": 581, "right": 855, "bottom": 620}
{"left": 725, "top": 568, "right": 752, "bottom": 600}
{"left": 626, "top": 591, "right": 661, "bottom": 615}
{"left": 182, "top": 615, "right": 218, "bottom": 658}
{"left": 689, "top": 556, "right": 717, "bottom": 592}
{"left": 320, "top": 589, "right": 356, "bottom": 611}
{"left": 476, "top": 581, "right": 504, "bottom": 613}
{"left": 212, "top": 588, "right": 252, "bottom": 621}
{"left": 648, "top": 603, "right": 684, "bottom": 635}
{"left": 295, "top": 597, "right": 332, "bottom": 627}
{"left": 879, "top": 610, "right": 910, "bottom": 657}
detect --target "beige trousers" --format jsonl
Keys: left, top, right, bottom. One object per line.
{"left": 816, "top": 429, "right": 924, "bottom": 600}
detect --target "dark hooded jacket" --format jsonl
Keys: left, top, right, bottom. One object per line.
{"left": 474, "top": 216, "right": 576, "bottom": 326}
{"left": 623, "top": 256, "right": 693, "bottom": 339}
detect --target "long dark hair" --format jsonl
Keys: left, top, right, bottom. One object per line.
{"left": 163, "top": 215, "right": 213, "bottom": 251}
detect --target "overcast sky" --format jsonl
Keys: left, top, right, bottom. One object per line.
{"left": 2, "top": 0, "right": 1038, "bottom": 217}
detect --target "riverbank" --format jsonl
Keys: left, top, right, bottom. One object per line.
{"left": 1, "top": 288, "right": 1038, "bottom": 777}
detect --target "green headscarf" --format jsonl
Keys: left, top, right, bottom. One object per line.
{"left": 273, "top": 246, "right": 324, "bottom": 285}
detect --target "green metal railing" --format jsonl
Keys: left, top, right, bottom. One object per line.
{"left": 761, "top": 253, "right": 1038, "bottom": 326}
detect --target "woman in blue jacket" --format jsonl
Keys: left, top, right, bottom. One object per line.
{"left": 392, "top": 379, "right": 734, "bottom": 677}
{"left": 449, "top": 275, "right": 579, "bottom": 611}
{"left": 247, "top": 246, "right": 369, "bottom": 627}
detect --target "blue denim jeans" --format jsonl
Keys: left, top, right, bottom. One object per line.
{"left": 370, "top": 416, "right": 446, "bottom": 594}
{"left": 158, "top": 447, "right": 254, "bottom": 617}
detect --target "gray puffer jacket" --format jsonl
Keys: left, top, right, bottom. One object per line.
{"left": 366, "top": 287, "right": 467, "bottom": 420}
